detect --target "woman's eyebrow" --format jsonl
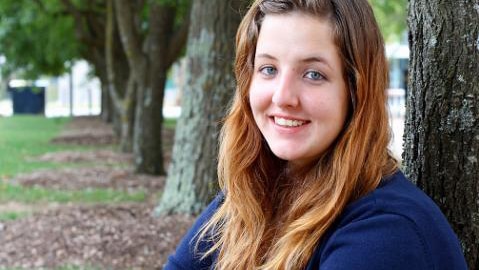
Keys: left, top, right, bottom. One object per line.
{"left": 256, "top": 53, "right": 332, "bottom": 67}
{"left": 300, "top": 56, "right": 332, "bottom": 70}
{"left": 255, "top": 53, "right": 277, "bottom": 60}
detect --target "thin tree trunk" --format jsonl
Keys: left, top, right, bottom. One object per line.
{"left": 100, "top": 80, "right": 113, "bottom": 123}
{"left": 405, "top": 0, "right": 479, "bottom": 268}
{"left": 106, "top": 0, "right": 135, "bottom": 152}
{"left": 119, "top": 75, "right": 136, "bottom": 152}
{"left": 156, "top": 0, "right": 247, "bottom": 215}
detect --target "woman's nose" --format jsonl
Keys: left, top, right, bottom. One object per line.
{"left": 271, "top": 71, "right": 299, "bottom": 108}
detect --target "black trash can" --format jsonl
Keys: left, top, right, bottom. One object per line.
{"left": 8, "top": 86, "right": 45, "bottom": 115}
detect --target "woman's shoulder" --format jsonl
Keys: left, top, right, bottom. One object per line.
{"left": 309, "top": 171, "right": 467, "bottom": 270}
{"left": 341, "top": 170, "right": 448, "bottom": 228}
{"left": 164, "top": 193, "right": 224, "bottom": 270}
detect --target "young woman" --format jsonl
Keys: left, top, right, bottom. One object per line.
{"left": 165, "top": 0, "right": 467, "bottom": 269}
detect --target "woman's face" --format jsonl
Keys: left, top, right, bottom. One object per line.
{"left": 249, "top": 12, "right": 349, "bottom": 169}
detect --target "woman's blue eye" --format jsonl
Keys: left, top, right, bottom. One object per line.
{"left": 305, "top": 71, "right": 324, "bottom": 81}
{"left": 260, "top": 66, "right": 277, "bottom": 76}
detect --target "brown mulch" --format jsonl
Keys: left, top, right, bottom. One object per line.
{"left": 34, "top": 150, "right": 133, "bottom": 164}
{"left": 0, "top": 203, "right": 194, "bottom": 269}
{"left": 51, "top": 116, "right": 118, "bottom": 145}
{"left": 0, "top": 116, "right": 195, "bottom": 269}
{"left": 13, "top": 167, "right": 165, "bottom": 193}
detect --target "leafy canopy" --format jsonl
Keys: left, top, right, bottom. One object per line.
{"left": 369, "top": 0, "right": 408, "bottom": 42}
{"left": 0, "top": 0, "right": 80, "bottom": 79}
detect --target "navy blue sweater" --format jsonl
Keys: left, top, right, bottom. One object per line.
{"left": 165, "top": 171, "right": 467, "bottom": 269}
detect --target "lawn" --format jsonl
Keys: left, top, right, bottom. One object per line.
{"left": 0, "top": 115, "right": 146, "bottom": 209}
{"left": 0, "top": 184, "right": 146, "bottom": 204}
{"left": 0, "top": 115, "right": 83, "bottom": 177}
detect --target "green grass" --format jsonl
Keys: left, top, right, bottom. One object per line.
{"left": 0, "top": 116, "right": 93, "bottom": 178}
{"left": 163, "top": 117, "right": 177, "bottom": 129}
{"left": 0, "top": 115, "right": 147, "bottom": 208}
{"left": 0, "top": 115, "right": 174, "bottom": 178}
{"left": 0, "top": 211, "right": 31, "bottom": 221}
{"left": 0, "top": 183, "right": 146, "bottom": 204}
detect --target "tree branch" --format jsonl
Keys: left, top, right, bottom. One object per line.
{"left": 60, "top": 0, "right": 92, "bottom": 45}
{"left": 60, "top": 0, "right": 82, "bottom": 20}
{"left": 105, "top": 0, "right": 123, "bottom": 115}
{"left": 166, "top": 6, "right": 191, "bottom": 67}
{"left": 114, "top": 0, "right": 145, "bottom": 74}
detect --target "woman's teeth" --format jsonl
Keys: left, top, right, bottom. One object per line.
{"left": 274, "top": 117, "right": 306, "bottom": 127}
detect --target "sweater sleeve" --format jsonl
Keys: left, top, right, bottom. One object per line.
{"left": 317, "top": 213, "right": 432, "bottom": 270}
{"left": 164, "top": 194, "right": 223, "bottom": 270}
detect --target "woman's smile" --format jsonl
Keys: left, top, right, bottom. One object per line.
{"left": 271, "top": 116, "right": 310, "bottom": 127}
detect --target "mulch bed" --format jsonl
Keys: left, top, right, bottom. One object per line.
{"left": 51, "top": 116, "right": 118, "bottom": 145}
{"left": 0, "top": 203, "right": 194, "bottom": 269}
{"left": 0, "top": 116, "right": 195, "bottom": 269}
{"left": 14, "top": 167, "right": 165, "bottom": 193}
{"left": 33, "top": 150, "right": 133, "bottom": 164}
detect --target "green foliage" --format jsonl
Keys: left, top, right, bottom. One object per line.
{"left": 0, "top": 0, "right": 80, "bottom": 79}
{"left": 0, "top": 0, "right": 191, "bottom": 79}
{"left": 369, "top": 0, "right": 407, "bottom": 42}
{"left": 0, "top": 116, "right": 88, "bottom": 177}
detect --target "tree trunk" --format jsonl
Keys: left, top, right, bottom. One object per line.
{"left": 106, "top": 0, "right": 135, "bottom": 152}
{"left": 156, "top": 0, "right": 247, "bottom": 215}
{"left": 100, "top": 80, "right": 113, "bottom": 123}
{"left": 405, "top": 0, "right": 479, "bottom": 268}
{"left": 115, "top": 0, "right": 190, "bottom": 175}
{"left": 132, "top": 66, "right": 167, "bottom": 174}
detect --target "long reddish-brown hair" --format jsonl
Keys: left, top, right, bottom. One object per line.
{"left": 198, "top": 0, "right": 398, "bottom": 269}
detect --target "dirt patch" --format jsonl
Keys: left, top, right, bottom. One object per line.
{"left": 0, "top": 203, "right": 194, "bottom": 269}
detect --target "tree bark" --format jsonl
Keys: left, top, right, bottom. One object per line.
{"left": 115, "top": 0, "right": 190, "bottom": 175}
{"left": 100, "top": 79, "right": 113, "bottom": 123}
{"left": 106, "top": 0, "right": 135, "bottom": 152}
{"left": 405, "top": 0, "right": 479, "bottom": 268}
{"left": 156, "top": 0, "right": 247, "bottom": 215}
